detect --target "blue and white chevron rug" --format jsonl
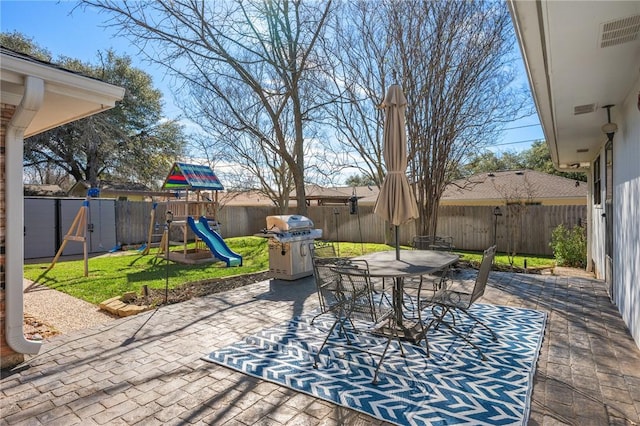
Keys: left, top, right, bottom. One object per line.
{"left": 203, "top": 303, "right": 546, "bottom": 425}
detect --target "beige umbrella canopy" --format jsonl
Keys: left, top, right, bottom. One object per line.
{"left": 374, "top": 84, "right": 419, "bottom": 258}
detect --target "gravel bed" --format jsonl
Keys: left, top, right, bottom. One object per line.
{"left": 23, "top": 279, "right": 117, "bottom": 339}
{"left": 21, "top": 272, "right": 272, "bottom": 339}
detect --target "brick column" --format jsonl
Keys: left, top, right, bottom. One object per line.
{"left": 0, "top": 103, "right": 24, "bottom": 368}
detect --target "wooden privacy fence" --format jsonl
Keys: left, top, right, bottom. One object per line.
{"left": 433, "top": 205, "right": 586, "bottom": 255}
{"left": 114, "top": 201, "right": 279, "bottom": 247}
{"left": 115, "top": 200, "right": 155, "bottom": 245}
{"left": 114, "top": 201, "right": 586, "bottom": 256}
{"left": 302, "top": 204, "right": 586, "bottom": 255}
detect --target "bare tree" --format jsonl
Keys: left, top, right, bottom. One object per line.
{"left": 81, "top": 0, "right": 334, "bottom": 215}
{"left": 327, "top": 0, "right": 529, "bottom": 237}
{"left": 394, "top": 1, "right": 529, "bottom": 237}
{"left": 23, "top": 160, "right": 74, "bottom": 190}
{"left": 321, "top": 0, "right": 390, "bottom": 187}
{"left": 493, "top": 174, "right": 537, "bottom": 269}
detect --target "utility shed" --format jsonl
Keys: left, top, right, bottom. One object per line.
{"left": 24, "top": 197, "right": 117, "bottom": 259}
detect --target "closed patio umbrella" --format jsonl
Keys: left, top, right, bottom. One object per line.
{"left": 374, "top": 84, "right": 419, "bottom": 260}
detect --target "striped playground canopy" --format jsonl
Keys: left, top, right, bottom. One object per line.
{"left": 162, "top": 162, "right": 224, "bottom": 191}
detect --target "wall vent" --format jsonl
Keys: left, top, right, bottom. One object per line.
{"left": 574, "top": 104, "right": 595, "bottom": 115}
{"left": 600, "top": 15, "right": 640, "bottom": 48}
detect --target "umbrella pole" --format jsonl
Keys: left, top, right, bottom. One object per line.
{"left": 395, "top": 225, "right": 400, "bottom": 260}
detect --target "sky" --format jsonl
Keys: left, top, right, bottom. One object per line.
{"left": 1, "top": 1, "right": 545, "bottom": 156}
{"left": 1, "top": 1, "right": 182, "bottom": 118}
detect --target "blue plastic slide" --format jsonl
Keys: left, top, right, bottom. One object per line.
{"left": 187, "top": 216, "right": 242, "bottom": 267}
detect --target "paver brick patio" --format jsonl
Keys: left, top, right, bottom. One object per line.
{"left": 2, "top": 270, "right": 639, "bottom": 425}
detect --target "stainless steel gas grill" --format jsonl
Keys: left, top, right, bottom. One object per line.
{"left": 259, "top": 215, "right": 323, "bottom": 280}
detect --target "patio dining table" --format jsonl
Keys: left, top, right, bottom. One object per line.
{"left": 352, "top": 250, "right": 459, "bottom": 342}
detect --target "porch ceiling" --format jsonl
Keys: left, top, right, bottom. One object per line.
{"left": 509, "top": 1, "right": 640, "bottom": 170}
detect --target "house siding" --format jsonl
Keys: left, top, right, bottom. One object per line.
{"left": 614, "top": 76, "right": 640, "bottom": 348}
{"left": 590, "top": 77, "right": 640, "bottom": 349}
{"left": 589, "top": 77, "right": 640, "bottom": 349}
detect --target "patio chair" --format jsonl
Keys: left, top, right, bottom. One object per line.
{"left": 311, "top": 256, "right": 344, "bottom": 317}
{"left": 412, "top": 235, "right": 454, "bottom": 251}
{"left": 402, "top": 235, "right": 456, "bottom": 309}
{"left": 425, "top": 245, "right": 498, "bottom": 360}
{"left": 311, "top": 241, "right": 337, "bottom": 258}
{"left": 312, "top": 259, "right": 403, "bottom": 384}
{"left": 311, "top": 242, "right": 389, "bottom": 308}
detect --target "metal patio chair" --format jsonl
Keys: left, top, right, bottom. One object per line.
{"left": 311, "top": 240, "right": 337, "bottom": 258}
{"left": 412, "top": 235, "right": 454, "bottom": 251}
{"left": 312, "top": 259, "right": 403, "bottom": 384}
{"left": 425, "top": 245, "right": 498, "bottom": 360}
{"left": 311, "top": 256, "right": 344, "bottom": 317}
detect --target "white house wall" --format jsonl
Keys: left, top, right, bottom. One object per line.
{"left": 614, "top": 75, "right": 640, "bottom": 348}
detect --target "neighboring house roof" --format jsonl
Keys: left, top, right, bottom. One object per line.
{"left": 219, "top": 190, "right": 275, "bottom": 206}
{"left": 220, "top": 185, "right": 362, "bottom": 207}
{"left": 441, "top": 170, "right": 587, "bottom": 205}
{"left": 162, "top": 162, "right": 224, "bottom": 191}
{"left": 23, "top": 184, "right": 66, "bottom": 197}
{"left": 70, "top": 180, "right": 153, "bottom": 194}
{"left": 215, "top": 172, "right": 586, "bottom": 207}
{"left": 293, "top": 184, "right": 352, "bottom": 205}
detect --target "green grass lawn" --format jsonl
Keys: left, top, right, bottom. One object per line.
{"left": 24, "top": 239, "right": 555, "bottom": 305}
{"left": 24, "top": 237, "right": 270, "bottom": 304}
{"left": 456, "top": 250, "right": 555, "bottom": 270}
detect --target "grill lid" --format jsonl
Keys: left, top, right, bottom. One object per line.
{"left": 266, "top": 215, "right": 314, "bottom": 232}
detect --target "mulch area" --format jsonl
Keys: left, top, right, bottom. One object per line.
{"left": 126, "top": 271, "right": 274, "bottom": 306}
{"left": 24, "top": 313, "right": 60, "bottom": 340}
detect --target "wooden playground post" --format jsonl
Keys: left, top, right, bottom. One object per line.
{"left": 156, "top": 228, "right": 168, "bottom": 258}
{"left": 142, "top": 202, "right": 159, "bottom": 255}
{"left": 47, "top": 199, "right": 89, "bottom": 277}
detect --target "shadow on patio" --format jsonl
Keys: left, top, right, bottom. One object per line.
{"left": 1, "top": 269, "right": 639, "bottom": 425}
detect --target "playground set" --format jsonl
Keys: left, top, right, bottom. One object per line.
{"left": 145, "top": 162, "right": 242, "bottom": 267}
{"left": 47, "top": 163, "right": 241, "bottom": 276}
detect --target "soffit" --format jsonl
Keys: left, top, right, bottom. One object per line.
{"left": 1, "top": 51, "right": 125, "bottom": 137}
{"left": 511, "top": 1, "right": 640, "bottom": 169}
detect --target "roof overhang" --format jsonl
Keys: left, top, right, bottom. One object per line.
{"left": 2, "top": 49, "right": 125, "bottom": 358}
{"left": 508, "top": 1, "right": 640, "bottom": 170}
{"left": 1, "top": 50, "right": 125, "bottom": 137}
